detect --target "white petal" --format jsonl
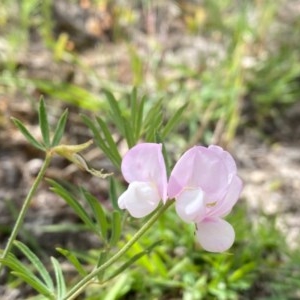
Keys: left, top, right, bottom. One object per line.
{"left": 117, "top": 181, "right": 160, "bottom": 218}
{"left": 196, "top": 218, "right": 235, "bottom": 253}
{"left": 175, "top": 189, "right": 206, "bottom": 223}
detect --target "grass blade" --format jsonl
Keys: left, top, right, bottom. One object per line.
{"left": 11, "top": 117, "right": 45, "bottom": 151}
{"left": 51, "top": 109, "right": 68, "bottom": 146}
{"left": 38, "top": 97, "right": 51, "bottom": 148}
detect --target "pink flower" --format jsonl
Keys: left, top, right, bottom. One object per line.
{"left": 168, "top": 145, "right": 243, "bottom": 252}
{"left": 118, "top": 143, "right": 168, "bottom": 218}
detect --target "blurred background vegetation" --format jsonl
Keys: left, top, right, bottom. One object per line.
{"left": 0, "top": 0, "right": 300, "bottom": 299}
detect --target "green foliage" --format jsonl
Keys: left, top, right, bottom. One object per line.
{"left": 82, "top": 88, "right": 187, "bottom": 168}
{"left": 2, "top": 0, "right": 300, "bottom": 299}
{"left": 11, "top": 98, "right": 69, "bottom": 151}
{"left": 11, "top": 117, "right": 45, "bottom": 151}
{"left": 0, "top": 241, "right": 55, "bottom": 299}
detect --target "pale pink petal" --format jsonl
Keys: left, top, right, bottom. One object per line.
{"left": 209, "top": 176, "right": 243, "bottom": 218}
{"left": 168, "top": 147, "right": 198, "bottom": 198}
{"left": 168, "top": 146, "right": 229, "bottom": 201}
{"left": 196, "top": 218, "right": 235, "bottom": 253}
{"left": 117, "top": 181, "right": 160, "bottom": 218}
{"left": 121, "top": 143, "right": 168, "bottom": 201}
{"left": 208, "top": 145, "right": 237, "bottom": 182}
{"left": 175, "top": 188, "right": 206, "bottom": 223}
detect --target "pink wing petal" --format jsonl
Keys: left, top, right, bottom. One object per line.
{"left": 175, "top": 188, "right": 206, "bottom": 223}
{"left": 168, "top": 146, "right": 229, "bottom": 201}
{"left": 168, "top": 146, "right": 198, "bottom": 198}
{"left": 208, "top": 145, "right": 237, "bottom": 182}
{"left": 117, "top": 181, "right": 161, "bottom": 218}
{"left": 121, "top": 143, "right": 168, "bottom": 201}
{"left": 209, "top": 175, "right": 243, "bottom": 218}
{"left": 195, "top": 217, "right": 235, "bottom": 252}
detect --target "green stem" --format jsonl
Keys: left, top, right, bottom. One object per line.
{"left": 0, "top": 153, "right": 52, "bottom": 271}
{"left": 64, "top": 199, "right": 175, "bottom": 300}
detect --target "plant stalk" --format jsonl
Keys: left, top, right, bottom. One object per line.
{"left": 0, "top": 153, "right": 52, "bottom": 272}
{"left": 64, "top": 200, "right": 174, "bottom": 300}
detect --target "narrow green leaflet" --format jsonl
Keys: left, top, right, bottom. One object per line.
{"left": 161, "top": 103, "right": 188, "bottom": 138}
{"left": 14, "top": 241, "right": 54, "bottom": 291}
{"left": 81, "top": 189, "right": 108, "bottom": 240}
{"left": 56, "top": 248, "right": 87, "bottom": 277}
{"left": 109, "top": 177, "right": 119, "bottom": 211}
{"left": 145, "top": 112, "right": 163, "bottom": 142}
{"left": 51, "top": 257, "right": 67, "bottom": 300}
{"left": 38, "top": 97, "right": 51, "bottom": 148}
{"left": 51, "top": 109, "right": 68, "bottom": 146}
{"left": 47, "top": 179, "right": 96, "bottom": 232}
{"left": 0, "top": 253, "right": 54, "bottom": 298}
{"left": 143, "top": 98, "right": 163, "bottom": 129}
{"left": 95, "top": 116, "right": 122, "bottom": 166}
{"left": 143, "top": 98, "right": 163, "bottom": 141}
{"left": 109, "top": 211, "right": 122, "bottom": 247}
{"left": 103, "top": 89, "right": 125, "bottom": 134}
{"left": 103, "top": 274, "right": 129, "bottom": 300}
{"left": 12, "top": 271, "right": 54, "bottom": 298}
{"left": 130, "top": 87, "right": 138, "bottom": 133}
{"left": 11, "top": 117, "right": 45, "bottom": 151}
{"left": 123, "top": 118, "right": 135, "bottom": 148}
{"left": 96, "top": 250, "right": 108, "bottom": 281}
{"left": 81, "top": 114, "right": 120, "bottom": 168}
{"left": 134, "top": 95, "right": 145, "bottom": 140}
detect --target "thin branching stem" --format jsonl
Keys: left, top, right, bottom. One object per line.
{"left": 0, "top": 152, "right": 52, "bottom": 272}
{"left": 64, "top": 200, "right": 175, "bottom": 300}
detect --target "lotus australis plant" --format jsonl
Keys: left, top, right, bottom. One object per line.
{"left": 118, "top": 143, "right": 243, "bottom": 253}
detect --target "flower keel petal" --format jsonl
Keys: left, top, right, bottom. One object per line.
{"left": 117, "top": 181, "right": 160, "bottom": 218}
{"left": 175, "top": 189, "right": 206, "bottom": 223}
{"left": 196, "top": 218, "right": 235, "bottom": 253}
